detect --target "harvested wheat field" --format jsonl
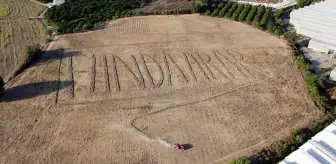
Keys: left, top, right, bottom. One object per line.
{"left": 0, "top": 0, "right": 47, "bottom": 81}
{"left": 0, "top": 14, "right": 322, "bottom": 164}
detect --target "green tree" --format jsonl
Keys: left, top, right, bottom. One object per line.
{"left": 45, "top": 0, "right": 146, "bottom": 33}
{"left": 252, "top": 6, "right": 266, "bottom": 28}
{"left": 218, "top": 2, "right": 233, "bottom": 17}
{"left": 204, "top": 10, "right": 211, "bottom": 15}
{"left": 238, "top": 4, "right": 251, "bottom": 22}
{"left": 274, "top": 8, "right": 284, "bottom": 19}
{"left": 267, "top": 20, "right": 274, "bottom": 33}
{"left": 260, "top": 7, "right": 272, "bottom": 29}
{"left": 211, "top": 8, "right": 220, "bottom": 17}
{"left": 228, "top": 157, "right": 251, "bottom": 164}
{"left": 224, "top": 3, "right": 238, "bottom": 18}
{"left": 231, "top": 4, "right": 245, "bottom": 20}
{"left": 246, "top": 5, "right": 257, "bottom": 24}
{"left": 274, "top": 29, "right": 281, "bottom": 36}
{"left": 284, "top": 31, "right": 297, "bottom": 45}
{"left": 218, "top": 2, "right": 226, "bottom": 9}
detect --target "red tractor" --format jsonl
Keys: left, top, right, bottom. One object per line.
{"left": 175, "top": 144, "right": 185, "bottom": 150}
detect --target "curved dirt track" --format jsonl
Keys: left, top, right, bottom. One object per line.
{"left": 0, "top": 14, "right": 322, "bottom": 164}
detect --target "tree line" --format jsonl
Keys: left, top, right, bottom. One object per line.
{"left": 196, "top": 1, "right": 285, "bottom": 36}
{"left": 45, "top": 0, "right": 148, "bottom": 33}
{"left": 45, "top": 0, "right": 193, "bottom": 33}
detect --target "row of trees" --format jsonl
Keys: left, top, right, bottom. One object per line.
{"left": 202, "top": 2, "right": 285, "bottom": 36}
{"left": 45, "top": 0, "right": 192, "bottom": 33}
{"left": 296, "top": 0, "right": 322, "bottom": 8}
{"left": 45, "top": 0, "right": 148, "bottom": 33}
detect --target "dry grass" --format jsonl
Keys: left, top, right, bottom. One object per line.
{"left": 0, "top": 0, "right": 46, "bottom": 82}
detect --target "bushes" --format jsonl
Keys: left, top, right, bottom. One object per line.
{"left": 200, "top": 2, "right": 285, "bottom": 37}
{"left": 296, "top": 55, "right": 327, "bottom": 110}
{"left": 228, "top": 157, "right": 250, "bottom": 164}
{"left": 284, "top": 31, "right": 297, "bottom": 45}
{"left": 46, "top": 0, "right": 147, "bottom": 33}
{"left": 245, "top": 5, "right": 257, "bottom": 24}
{"left": 231, "top": 4, "right": 245, "bottom": 21}
{"left": 238, "top": 4, "right": 251, "bottom": 22}
{"left": 211, "top": 8, "right": 220, "bottom": 17}
{"left": 252, "top": 6, "right": 265, "bottom": 28}
{"left": 218, "top": 2, "right": 233, "bottom": 17}
{"left": 266, "top": 20, "right": 274, "bottom": 33}
{"left": 224, "top": 3, "right": 238, "bottom": 18}
{"left": 204, "top": 10, "right": 211, "bottom": 16}
{"left": 260, "top": 7, "right": 272, "bottom": 29}
{"left": 296, "top": 0, "right": 320, "bottom": 8}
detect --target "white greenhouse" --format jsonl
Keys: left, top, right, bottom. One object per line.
{"left": 278, "top": 121, "right": 336, "bottom": 164}
{"left": 290, "top": 0, "right": 336, "bottom": 54}
{"left": 48, "top": 0, "right": 65, "bottom": 7}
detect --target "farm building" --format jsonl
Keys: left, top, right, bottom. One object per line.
{"left": 278, "top": 121, "right": 336, "bottom": 164}
{"left": 290, "top": 0, "right": 336, "bottom": 54}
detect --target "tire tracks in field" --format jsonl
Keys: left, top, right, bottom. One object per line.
{"left": 130, "top": 83, "right": 254, "bottom": 146}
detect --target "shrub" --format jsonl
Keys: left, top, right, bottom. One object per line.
{"left": 238, "top": 4, "right": 251, "bottom": 22}
{"left": 211, "top": 8, "right": 220, "bottom": 17}
{"left": 231, "top": 4, "right": 245, "bottom": 21}
{"left": 218, "top": 2, "right": 226, "bottom": 9}
{"left": 284, "top": 31, "right": 297, "bottom": 45}
{"left": 273, "top": 29, "right": 281, "bottom": 36}
{"left": 246, "top": 5, "right": 258, "bottom": 24}
{"left": 228, "top": 157, "right": 251, "bottom": 164}
{"left": 296, "top": 54, "right": 327, "bottom": 110}
{"left": 252, "top": 6, "right": 266, "bottom": 28}
{"left": 225, "top": 3, "right": 238, "bottom": 18}
{"left": 188, "top": 0, "right": 202, "bottom": 13}
{"left": 267, "top": 20, "right": 274, "bottom": 33}
{"left": 204, "top": 10, "right": 211, "bottom": 16}
{"left": 218, "top": 2, "right": 233, "bottom": 17}
{"left": 274, "top": 8, "right": 284, "bottom": 19}
{"left": 260, "top": 7, "right": 272, "bottom": 29}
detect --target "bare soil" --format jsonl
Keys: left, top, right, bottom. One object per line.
{"left": 0, "top": 0, "right": 47, "bottom": 81}
{"left": 0, "top": 15, "right": 321, "bottom": 164}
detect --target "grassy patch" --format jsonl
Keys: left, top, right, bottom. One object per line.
{"left": 0, "top": 7, "right": 10, "bottom": 19}
{"left": 0, "top": 33, "right": 9, "bottom": 40}
{"left": 228, "top": 157, "right": 251, "bottom": 164}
